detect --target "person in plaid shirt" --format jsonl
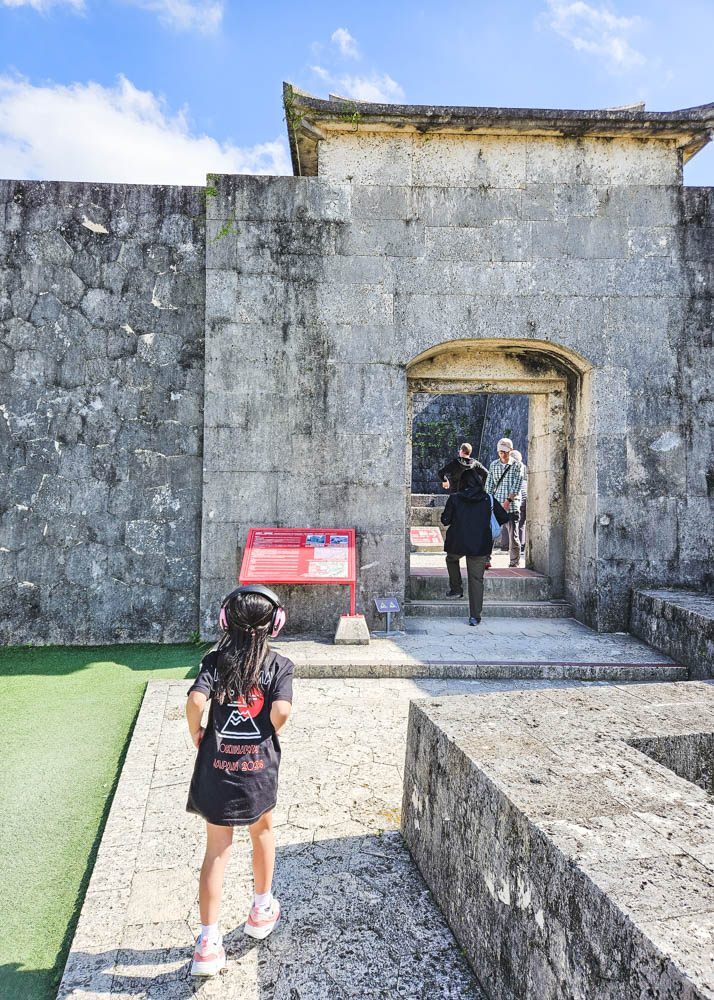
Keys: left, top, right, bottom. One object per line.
{"left": 484, "top": 437, "right": 523, "bottom": 567}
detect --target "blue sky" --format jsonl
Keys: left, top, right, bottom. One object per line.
{"left": 1, "top": 0, "right": 713, "bottom": 185}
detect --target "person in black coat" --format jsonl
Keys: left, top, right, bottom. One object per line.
{"left": 440, "top": 469, "right": 513, "bottom": 626}
{"left": 438, "top": 442, "right": 488, "bottom": 494}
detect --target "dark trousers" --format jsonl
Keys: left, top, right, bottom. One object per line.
{"left": 506, "top": 515, "right": 521, "bottom": 567}
{"left": 446, "top": 553, "right": 490, "bottom": 619}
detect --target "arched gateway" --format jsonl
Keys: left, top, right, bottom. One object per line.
{"left": 199, "top": 87, "right": 714, "bottom": 635}
{"left": 406, "top": 339, "right": 594, "bottom": 607}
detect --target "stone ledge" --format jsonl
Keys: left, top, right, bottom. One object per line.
{"left": 631, "top": 588, "right": 714, "bottom": 679}
{"left": 401, "top": 682, "right": 714, "bottom": 1000}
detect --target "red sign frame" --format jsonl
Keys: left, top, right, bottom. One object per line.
{"left": 239, "top": 528, "right": 357, "bottom": 615}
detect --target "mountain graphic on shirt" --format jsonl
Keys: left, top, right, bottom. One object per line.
{"left": 218, "top": 702, "right": 261, "bottom": 740}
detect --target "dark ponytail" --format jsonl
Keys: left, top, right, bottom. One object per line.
{"left": 215, "top": 592, "right": 274, "bottom": 705}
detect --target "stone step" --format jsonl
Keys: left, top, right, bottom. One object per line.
{"left": 409, "top": 572, "right": 551, "bottom": 602}
{"left": 411, "top": 507, "right": 444, "bottom": 528}
{"left": 411, "top": 493, "right": 447, "bottom": 508}
{"left": 404, "top": 599, "right": 574, "bottom": 619}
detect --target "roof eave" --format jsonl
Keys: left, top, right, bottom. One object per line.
{"left": 282, "top": 83, "right": 714, "bottom": 177}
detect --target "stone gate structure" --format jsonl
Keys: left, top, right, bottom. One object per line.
{"left": 2, "top": 87, "right": 713, "bottom": 642}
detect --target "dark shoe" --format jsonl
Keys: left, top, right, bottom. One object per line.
{"left": 446, "top": 590, "right": 463, "bottom": 598}
{"left": 469, "top": 617, "right": 481, "bottom": 626}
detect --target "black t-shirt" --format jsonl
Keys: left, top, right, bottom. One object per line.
{"left": 186, "top": 648, "right": 294, "bottom": 826}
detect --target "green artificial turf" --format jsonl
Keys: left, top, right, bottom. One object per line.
{"left": 0, "top": 643, "right": 206, "bottom": 1000}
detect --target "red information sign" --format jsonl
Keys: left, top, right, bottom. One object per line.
{"left": 239, "top": 528, "right": 357, "bottom": 615}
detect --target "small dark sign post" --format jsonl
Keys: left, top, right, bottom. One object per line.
{"left": 372, "top": 597, "right": 403, "bottom": 637}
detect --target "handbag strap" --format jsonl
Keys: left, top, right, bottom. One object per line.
{"left": 492, "top": 464, "right": 510, "bottom": 494}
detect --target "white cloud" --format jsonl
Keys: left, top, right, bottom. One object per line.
{"left": 331, "top": 27, "right": 359, "bottom": 59}
{"left": 334, "top": 73, "right": 405, "bottom": 104}
{"left": 126, "top": 0, "right": 223, "bottom": 34}
{"left": 1, "top": 0, "right": 84, "bottom": 10}
{"left": 0, "top": 75, "right": 291, "bottom": 185}
{"left": 543, "top": 1, "right": 646, "bottom": 72}
{"left": 309, "top": 28, "right": 404, "bottom": 103}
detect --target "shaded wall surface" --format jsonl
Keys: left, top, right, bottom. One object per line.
{"left": 411, "top": 392, "right": 529, "bottom": 494}
{"left": 0, "top": 180, "right": 205, "bottom": 644}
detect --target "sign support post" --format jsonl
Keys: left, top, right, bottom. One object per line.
{"left": 372, "top": 597, "right": 404, "bottom": 637}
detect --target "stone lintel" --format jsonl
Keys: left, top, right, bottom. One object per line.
{"left": 284, "top": 82, "right": 714, "bottom": 176}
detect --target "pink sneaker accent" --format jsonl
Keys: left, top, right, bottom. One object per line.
{"left": 244, "top": 898, "right": 281, "bottom": 939}
{"left": 190, "top": 933, "right": 226, "bottom": 976}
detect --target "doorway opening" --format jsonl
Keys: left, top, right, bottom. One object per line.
{"left": 405, "top": 340, "right": 579, "bottom": 617}
{"left": 411, "top": 390, "right": 531, "bottom": 569}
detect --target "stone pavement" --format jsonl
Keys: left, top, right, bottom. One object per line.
{"left": 272, "top": 617, "right": 683, "bottom": 682}
{"left": 59, "top": 675, "right": 611, "bottom": 1000}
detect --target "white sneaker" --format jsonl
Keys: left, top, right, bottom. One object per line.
{"left": 244, "top": 898, "right": 281, "bottom": 939}
{"left": 190, "top": 932, "right": 226, "bottom": 976}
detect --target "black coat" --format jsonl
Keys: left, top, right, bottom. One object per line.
{"left": 437, "top": 456, "right": 488, "bottom": 492}
{"left": 440, "top": 485, "right": 511, "bottom": 557}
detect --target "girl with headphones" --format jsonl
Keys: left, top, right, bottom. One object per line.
{"left": 185, "top": 585, "right": 294, "bottom": 976}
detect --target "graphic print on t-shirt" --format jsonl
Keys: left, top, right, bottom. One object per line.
{"left": 217, "top": 687, "right": 265, "bottom": 740}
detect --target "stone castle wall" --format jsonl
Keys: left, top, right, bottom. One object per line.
{"left": 1, "top": 130, "right": 713, "bottom": 642}
{"left": 0, "top": 180, "right": 205, "bottom": 644}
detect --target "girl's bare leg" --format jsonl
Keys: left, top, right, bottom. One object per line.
{"left": 199, "top": 822, "right": 234, "bottom": 925}
{"left": 248, "top": 811, "right": 275, "bottom": 895}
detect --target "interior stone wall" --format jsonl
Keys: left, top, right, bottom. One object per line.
{"left": 411, "top": 392, "right": 529, "bottom": 494}
{"left": 0, "top": 180, "right": 205, "bottom": 644}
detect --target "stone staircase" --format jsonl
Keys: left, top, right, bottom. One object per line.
{"left": 409, "top": 494, "right": 447, "bottom": 552}
{"left": 407, "top": 493, "right": 574, "bottom": 619}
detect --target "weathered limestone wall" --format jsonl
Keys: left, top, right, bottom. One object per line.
{"left": 202, "top": 132, "right": 701, "bottom": 632}
{"left": 0, "top": 180, "right": 205, "bottom": 644}
{"left": 681, "top": 187, "right": 714, "bottom": 583}
{"left": 2, "top": 128, "right": 712, "bottom": 641}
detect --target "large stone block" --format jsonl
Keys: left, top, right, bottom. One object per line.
{"left": 525, "top": 136, "right": 680, "bottom": 187}
{"left": 631, "top": 589, "right": 714, "bottom": 678}
{"left": 203, "top": 471, "right": 278, "bottom": 524}
{"left": 412, "top": 133, "right": 526, "bottom": 189}
{"left": 402, "top": 683, "right": 714, "bottom": 1000}
{"left": 424, "top": 225, "right": 492, "bottom": 261}
{"left": 337, "top": 219, "right": 425, "bottom": 258}
{"left": 413, "top": 187, "right": 521, "bottom": 227}
{"left": 350, "top": 184, "right": 415, "bottom": 220}
{"left": 318, "top": 132, "right": 413, "bottom": 186}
